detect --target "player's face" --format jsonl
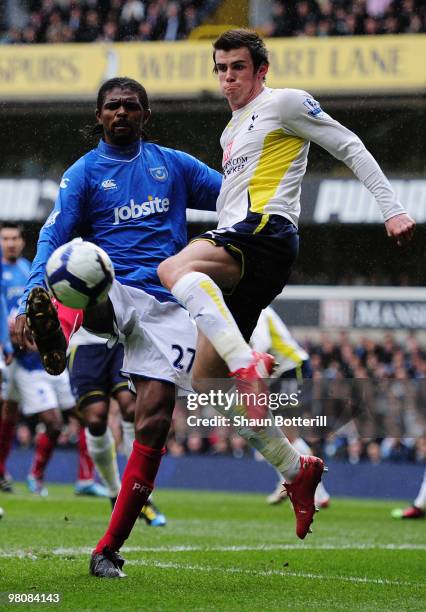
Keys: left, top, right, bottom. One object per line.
{"left": 214, "top": 47, "right": 268, "bottom": 111}
{"left": 96, "top": 87, "right": 151, "bottom": 145}
{"left": 0, "top": 228, "right": 24, "bottom": 262}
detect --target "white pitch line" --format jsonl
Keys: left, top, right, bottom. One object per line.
{"left": 0, "top": 542, "right": 424, "bottom": 559}
{"left": 128, "top": 559, "right": 416, "bottom": 587}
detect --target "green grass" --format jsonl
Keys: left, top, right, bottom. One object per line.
{"left": 0, "top": 485, "right": 425, "bottom": 611}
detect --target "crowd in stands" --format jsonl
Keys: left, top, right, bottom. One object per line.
{"left": 263, "top": 0, "right": 425, "bottom": 37}
{"left": 13, "top": 332, "right": 426, "bottom": 465}
{"left": 0, "top": 0, "right": 218, "bottom": 44}
{"left": 1, "top": 0, "right": 425, "bottom": 44}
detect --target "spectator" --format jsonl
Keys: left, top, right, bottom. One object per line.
{"left": 162, "top": 2, "right": 185, "bottom": 41}
{"left": 145, "top": 1, "right": 166, "bottom": 40}
{"left": 366, "top": 440, "right": 382, "bottom": 464}
{"left": 119, "top": 0, "right": 145, "bottom": 39}
{"left": 367, "top": 0, "right": 392, "bottom": 18}
{"left": 182, "top": 4, "right": 199, "bottom": 37}
{"left": 98, "top": 19, "right": 119, "bottom": 42}
{"left": 347, "top": 438, "right": 363, "bottom": 464}
{"left": 121, "top": 0, "right": 145, "bottom": 23}
{"left": 76, "top": 9, "right": 101, "bottom": 43}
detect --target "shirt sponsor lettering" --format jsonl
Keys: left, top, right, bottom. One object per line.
{"left": 223, "top": 156, "right": 248, "bottom": 179}
{"left": 113, "top": 196, "right": 170, "bottom": 224}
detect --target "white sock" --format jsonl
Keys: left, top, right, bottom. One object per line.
{"left": 292, "top": 437, "right": 312, "bottom": 456}
{"left": 85, "top": 428, "right": 121, "bottom": 497}
{"left": 121, "top": 420, "right": 135, "bottom": 459}
{"left": 171, "top": 271, "right": 253, "bottom": 371}
{"left": 315, "top": 481, "right": 330, "bottom": 505}
{"left": 238, "top": 419, "right": 300, "bottom": 482}
{"left": 214, "top": 399, "right": 300, "bottom": 482}
{"left": 414, "top": 470, "right": 426, "bottom": 510}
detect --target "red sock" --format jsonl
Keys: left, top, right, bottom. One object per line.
{"left": 31, "top": 432, "right": 56, "bottom": 480}
{"left": 95, "top": 441, "right": 165, "bottom": 553}
{"left": 0, "top": 417, "right": 15, "bottom": 476}
{"left": 77, "top": 427, "right": 95, "bottom": 481}
{"left": 54, "top": 300, "right": 83, "bottom": 344}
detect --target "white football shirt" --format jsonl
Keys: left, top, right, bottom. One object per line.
{"left": 217, "top": 87, "right": 406, "bottom": 230}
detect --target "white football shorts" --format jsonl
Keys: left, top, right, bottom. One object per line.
{"left": 4, "top": 361, "right": 75, "bottom": 415}
{"left": 109, "top": 280, "right": 197, "bottom": 391}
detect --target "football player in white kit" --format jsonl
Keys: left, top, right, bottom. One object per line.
{"left": 158, "top": 29, "right": 416, "bottom": 540}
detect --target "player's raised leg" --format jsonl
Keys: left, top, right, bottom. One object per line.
{"left": 158, "top": 241, "right": 275, "bottom": 419}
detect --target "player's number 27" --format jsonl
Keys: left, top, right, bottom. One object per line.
{"left": 172, "top": 344, "right": 196, "bottom": 372}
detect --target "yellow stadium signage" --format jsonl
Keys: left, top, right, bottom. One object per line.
{"left": 266, "top": 35, "right": 425, "bottom": 92}
{"left": 0, "top": 44, "right": 107, "bottom": 97}
{"left": 0, "top": 35, "right": 424, "bottom": 100}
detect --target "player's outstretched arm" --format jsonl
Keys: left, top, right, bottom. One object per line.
{"left": 17, "top": 161, "right": 86, "bottom": 319}
{"left": 384, "top": 212, "right": 416, "bottom": 246}
{"left": 279, "top": 90, "right": 410, "bottom": 227}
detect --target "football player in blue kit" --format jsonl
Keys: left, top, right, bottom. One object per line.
{"left": 15, "top": 77, "right": 222, "bottom": 577}
{"left": 0, "top": 223, "right": 105, "bottom": 497}
{"left": 0, "top": 244, "right": 13, "bottom": 492}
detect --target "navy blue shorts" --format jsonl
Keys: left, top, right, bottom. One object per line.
{"left": 68, "top": 342, "right": 128, "bottom": 409}
{"left": 281, "top": 359, "right": 313, "bottom": 383}
{"left": 195, "top": 213, "right": 299, "bottom": 341}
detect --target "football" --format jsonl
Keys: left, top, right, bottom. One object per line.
{"left": 45, "top": 240, "right": 115, "bottom": 309}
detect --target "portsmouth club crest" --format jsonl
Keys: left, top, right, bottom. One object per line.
{"left": 149, "top": 166, "right": 168, "bottom": 182}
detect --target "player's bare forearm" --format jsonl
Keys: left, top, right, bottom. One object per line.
{"left": 384, "top": 213, "right": 416, "bottom": 247}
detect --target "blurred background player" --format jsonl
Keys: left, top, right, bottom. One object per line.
{"left": 0, "top": 222, "right": 105, "bottom": 497}
{"left": 392, "top": 468, "right": 426, "bottom": 519}
{"left": 67, "top": 322, "right": 166, "bottom": 525}
{"left": 0, "top": 241, "right": 13, "bottom": 491}
{"left": 251, "top": 306, "right": 330, "bottom": 508}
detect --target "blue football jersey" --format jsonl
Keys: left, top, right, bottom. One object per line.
{"left": 19, "top": 139, "right": 222, "bottom": 314}
{"left": 0, "top": 249, "right": 12, "bottom": 355}
{"left": 2, "top": 257, "right": 43, "bottom": 370}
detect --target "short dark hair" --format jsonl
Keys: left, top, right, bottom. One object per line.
{"left": 1, "top": 221, "right": 24, "bottom": 238}
{"left": 213, "top": 29, "right": 269, "bottom": 73}
{"left": 96, "top": 77, "right": 150, "bottom": 113}
{"left": 88, "top": 77, "right": 150, "bottom": 141}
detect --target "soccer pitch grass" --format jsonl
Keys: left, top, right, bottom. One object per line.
{"left": 0, "top": 486, "right": 424, "bottom": 611}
